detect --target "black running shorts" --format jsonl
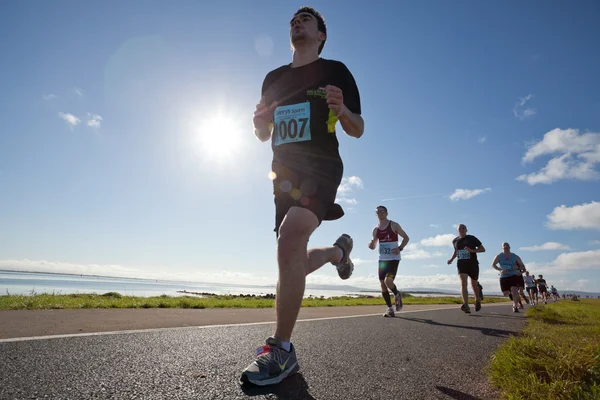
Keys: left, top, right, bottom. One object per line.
{"left": 378, "top": 260, "right": 400, "bottom": 281}
{"left": 457, "top": 263, "right": 479, "bottom": 280}
{"left": 272, "top": 160, "right": 342, "bottom": 236}
{"left": 500, "top": 275, "right": 522, "bottom": 292}
{"left": 527, "top": 286, "right": 538, "bottom": 295}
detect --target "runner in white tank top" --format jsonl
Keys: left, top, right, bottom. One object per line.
{"left": 368, "top": 205, "right": 410, "bottom": 317}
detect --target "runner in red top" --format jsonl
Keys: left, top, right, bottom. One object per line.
{"left": 368, "top": 205, "right": 410, "bottom": 317}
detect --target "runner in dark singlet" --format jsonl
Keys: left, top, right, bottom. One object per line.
{"left": 537, "top": 275, "right": 549, "bottom": 304}
{"left": 447, "top": 224, "right": 485, "bottom": 313}
{"left": 241, "top": 7, "right": 364, "bottom": 387}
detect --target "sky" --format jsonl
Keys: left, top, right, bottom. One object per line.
{"left": 1, "top": 0, "right": 599, "bottom": 293}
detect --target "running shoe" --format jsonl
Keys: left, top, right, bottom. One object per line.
{"left": 240, "top": 337, "right": 299, "bottom": 386}
{"left": 461, "top": 303, "right": 471, "bottom": 314}
{"left": 332, "top": 234, "right": 354, "bottom": 280}
{"left": 384, "top": 307, "right": 395, "bottom": 317}
{"left": 394, "top": 292, "right": 403, "bottom": 311}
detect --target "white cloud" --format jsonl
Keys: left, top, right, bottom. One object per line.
{"left": 337, "top": 176, "right": 363, "bottom": 193}
{"left": 525, "top": 249, "right": 600, "bottom": 277}
{"left": 87, "top": 113, "right": 103, "bottom": 128}
{"left": 42, "top": 94, "right": 57, "bottom": 100}
{"left": 335, "top": 197, "right": 358, "bottom": 205}
{"left": 449, "top": 188, "right": 491, "bottom": 201}
{"left": 402, "top": 243, "right": 444, "bottom": 260}
{"left": 519, "top": 242, "right": 571, "bottom": 251}
{"left": 420, "top": 234, "right": 455, "bottom": 247}
{"left": 429, "top": 224, "right": 440, "bottom": 229}
{"left": 351, "top": 258, "right": 377, "bottom": 266}
{"left": 551, "top": 250, "right": 600, "bottom": 270}
{"left": 513, "top": 94, "right": 537, "bottom": 120}
{"left": 590, "top": 240, "right": 600, "bottom": 246}
{"left": 336, "top": 176, "right": 363, "bottom": 206}
{"left": 517, "top": 129, "right": 600, "bottom": 185}
{"left": 478, "top": 136, "right": 487, "bottom": 144}
{"left": 74, "top": 87, "right": 84, "bottom": 97}
{"left": 58, "top": 112, "right": 81, "bottom": 128}
{"left": 546, "top": 202, "right": 600, "bottom": 230}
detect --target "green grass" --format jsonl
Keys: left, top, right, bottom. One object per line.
{"left": 0, "top": 291, "right": 509, "bottom": 310}
{"left": 488, "top": 299, "right": 600, "bottom": 400}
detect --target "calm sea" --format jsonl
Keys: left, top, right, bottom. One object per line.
{"left": 0, "top": 270, "right": 370, "bottom": 298}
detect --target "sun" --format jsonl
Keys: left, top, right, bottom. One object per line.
{"left": 193, "top": 113, "right": 243, "bottom": 162}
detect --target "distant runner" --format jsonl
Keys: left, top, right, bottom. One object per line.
{"left": 537, "top": 275, "right": 549, "bottom": 304}
{"left": 550, "top": 285, "right": 559, "bottom": 302}
{"left": 524, "top": 271, "right": 538, "bottom": 305}
{"left": 491, "top": 242, "right": 527, "bottom": 313}
{"left": 447, "top": 224, "right": 485, "bottom": 313}
{"left": 368, "top": 205, "right": 410, "bottom": 317}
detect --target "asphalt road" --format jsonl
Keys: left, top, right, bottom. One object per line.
{"left": 0, "top": 304, "right": 525, "bottom": 400}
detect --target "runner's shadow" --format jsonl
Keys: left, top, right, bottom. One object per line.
{"left": 241, "top": 373, "right": 317, "bottom": 400}
{"left": 435, "top": 385, "right": 484, "bottom": 400}
{"left": 469, "top": 313, "right": 525, "bottom": 321}
{"left": 395, "top": 316, "right": 519, "bottom": 338}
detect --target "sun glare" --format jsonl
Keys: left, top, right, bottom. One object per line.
{"left": 193, "top": 113, "right": 243, "bottom": 162}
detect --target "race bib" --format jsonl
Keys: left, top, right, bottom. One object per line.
{"left": 272, "top": 102, "right": 311, "bottom": 146}
{"left": 457, "top": 249, "right": 470, "bottom": 260}
{"left": 379, "top": 242, "right": 396, "bottom": 256}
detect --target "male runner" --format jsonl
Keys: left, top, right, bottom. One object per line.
{"left": 241, "top": 7, "right": 364, "bottom": 386}
{"left": 537, "top": 275, "right": 549, "bottom": 304}
{"left": 550, "top": 285, "right": 559, "bottom": 302}
{"left": 524, "top": 271, "right": 538, "bottom": 305}
{"left": 368, "top": 206, "right": 410, "bottom": 317}
{"left": 491, "top": 242, "right": 527, "bottom": 313}
{"left": 514, "top": 262, "right": 529, "bottom": 308}
{"left": 447, "top": 224, "right": 485, "bottom": 313}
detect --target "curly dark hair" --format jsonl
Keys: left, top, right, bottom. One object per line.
{"left": 293, "top": 6, "right": 327, "bottom": 55}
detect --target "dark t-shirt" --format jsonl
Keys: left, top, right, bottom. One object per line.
{"left": 452, "top": 235, "right": 483, "bottom": 267}
{"left": 538, "top": 279, "right": 547, "bottom": 288}
{"left": 261, "top": 58, "right": 361, "bottom": 183}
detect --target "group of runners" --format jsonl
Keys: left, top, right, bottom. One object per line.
{"left": 241, "top": 6, "right": 560, "bottom": 387}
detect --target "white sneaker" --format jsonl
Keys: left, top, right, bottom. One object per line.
{"left": 383, "top": 307, "right": 395, "bottom": 317}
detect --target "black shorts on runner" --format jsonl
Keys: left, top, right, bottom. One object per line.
{"left": 457, "top": 263, "right": 479, "bottom": 280}
{"left": 527, "top": 286, "right": 538, "bottom": 295}
{"left": 517, "top": 275, "right": 525, "bottom": 288}
{"left": 272, "top": 160, "right": 342, "bottom": 236}
{"left": 378, "top": 260, "right": 400, "bottom": 281}
{"left": 539, "top": 286, "right": 547, "bottom": 294}
{"left": 500, "top": 275, "right": 522, "bottom": 292}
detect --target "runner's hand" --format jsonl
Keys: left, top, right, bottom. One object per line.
{"left": 253, "top": 96, "right": 278, "bottom": 131}
{"left": 368, "top": 241, "right": 376, "bottom": 250}
{"left": 322, "top": 85, "right": 347, "bottom": 117}
{"left": 465, "top": 246, "right": 475, "bottom": 253}
{"left": 447, "top": 259, "right": 453, "bottom": 265}
{"left": 392, "top": 247, "right": 401, "bottom": 255}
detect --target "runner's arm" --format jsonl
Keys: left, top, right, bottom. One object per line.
{"left": 338, "top": 63, "right": 364, "bottom": 138}
{"left": 338, "top": 110, "right": 364, "bottom": 138}
{"left": 368, "top": 227, "right": 378, "bottom": 250}
{"left": 393, "top": 222, "right": 409, "bottom": 251}
{"left": 472, "top": 244, "right": 486, "bottom": 253}
{"left": 515, "top": 256, "right": 526, "bottom": 272}
{"left": 254, "top": 123, "right": 272, "bottom": 142}
{"left": 447, "top": 249, "right": 457, "bottom": 264}
{"left": 491, "top": 254, "right": 502, "bottom": 272}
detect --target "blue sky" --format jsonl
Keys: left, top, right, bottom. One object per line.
{"left": 1, "top": 1, "right": 599, "bottom": 292}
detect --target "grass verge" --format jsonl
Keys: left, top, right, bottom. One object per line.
{"left": 0, "top": 292, "right": 509, "bottom": 310}
{"left": 488, "top": 299, "right": 600, "bottom": 400}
